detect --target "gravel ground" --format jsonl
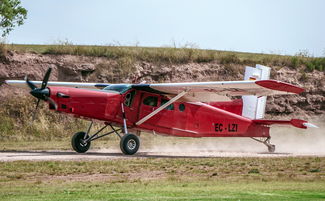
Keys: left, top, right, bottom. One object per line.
{"left": 1, "top": 149, "right": 325, "bottom": 162}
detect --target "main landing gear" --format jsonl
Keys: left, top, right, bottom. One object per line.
{"left": 71, "top": 103, "right": 140, "bottom": 155}
{"left": 71, "top": 121, "right": 140, "bottom": 155}
{"left": 251, "top": 137, "right": 275, "bottom": 153}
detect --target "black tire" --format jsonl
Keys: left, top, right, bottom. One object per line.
{"left": 71, "top": 131, "right": 91, "bottom": 153}
{"left": 120, "top": 134, "right": 140, "bottom": 155}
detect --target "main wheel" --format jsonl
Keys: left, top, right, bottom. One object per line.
{"left": 71, "top": 131, "right": 91, "bottom": 153}
{"left": 120, "top": 134, "right": 140, "bottom": 155}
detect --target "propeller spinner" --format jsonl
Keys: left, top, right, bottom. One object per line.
{"left": 25, "top": 68, "right": 57, "bottom": 120}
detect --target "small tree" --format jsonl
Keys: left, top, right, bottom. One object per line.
{"left": 0, "top": 0, "right": 27, "bottom": 37}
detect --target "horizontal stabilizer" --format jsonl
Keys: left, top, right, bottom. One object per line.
{"left": 253, "top": 119, "right": 318, "bottom": 129}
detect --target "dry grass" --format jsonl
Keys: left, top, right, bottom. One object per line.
{"left": 5, "top": 44, "right": 325, "bottom": 71}
{"left": 0, "top": 157, "right": 324, "bottom": 182}
{"left": 0, "top": 94, "right": 87, "bottom": 141}
{"left": 0, "top": 43, "right": 8, "bottom": 61}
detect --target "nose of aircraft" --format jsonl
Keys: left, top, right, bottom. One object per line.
{"left": 30, "top": 88, "right": 50, "bottom": 100}
{"left": 25, "top": 68, "right": 58, "bottom": 115}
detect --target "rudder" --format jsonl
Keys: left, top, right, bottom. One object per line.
{"left": 242, "top": 64, "right": 271, "bottom": 119}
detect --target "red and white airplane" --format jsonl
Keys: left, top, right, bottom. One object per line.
{"left": 5, "top": 64, "right": 317, "bottom": 154}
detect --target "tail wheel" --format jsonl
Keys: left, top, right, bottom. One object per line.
{"left": 268, "top": 144, "right": 275, "bottom": 153}
{"left": 71, "top": 131, "right": 91, "bottom": 153}
{"left": 120, "top": 134, "right": 140, "bottom": 155}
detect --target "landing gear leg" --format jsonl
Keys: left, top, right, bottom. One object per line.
{"left": 251, "top": 137, "right": 275, "bottom": 153}
{"left": 71, "top": 121, "right": 122, "bottom": 153}
{"left": 119, "top": 103, "right": 140, "bottom": 155}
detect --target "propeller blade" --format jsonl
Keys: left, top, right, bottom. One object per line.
{"left": 46, "top": 97, "right": 58, "bottom": 110}
{"left": 26, "top": 68, "right": 55, "bottom": 121}
{"left": 32, "top": 99, "right": 41, "bottom": 121}
{"left": 41, "top": 68, "right": 52, "bottom": 90}
{"left": 25, "top": 76, "right": 37, "bottom": 90}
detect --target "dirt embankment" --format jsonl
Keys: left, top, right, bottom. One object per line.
{"left": 0, "top": 51, "right": 324, "bottom": 118}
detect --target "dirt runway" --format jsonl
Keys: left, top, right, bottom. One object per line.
{"left": 1, "top": 149, "right": 324, "bottom": 162}
{"left": 1, "top": 122, "right": 324, "bottom": 162}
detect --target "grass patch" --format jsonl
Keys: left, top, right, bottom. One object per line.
{"left": 1, "top": 180, "right": 325, "bottom": 201}
{"left": 0, "top": 158, "right": 324, "bottom": 200}
{"left": 0, "top": 157, "right": 323, "bottom": 182}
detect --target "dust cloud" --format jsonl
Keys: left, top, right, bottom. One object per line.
{"left": 143, "top": 118, "right": 325, "bottom": 155}
{"left": 272, "top": 118, "right": 325, "bottom": 154}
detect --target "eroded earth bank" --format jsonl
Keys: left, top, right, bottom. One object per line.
{"left": 0, "top": 51, "right": 324, "bottom": 118}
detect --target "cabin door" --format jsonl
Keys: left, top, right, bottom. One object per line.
{"left": 138, "top": 93, "right": 161, "bottom": 126}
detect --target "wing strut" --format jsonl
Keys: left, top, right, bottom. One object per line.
{"left": 135, "top": 90, "right": 188, "bottom": 126}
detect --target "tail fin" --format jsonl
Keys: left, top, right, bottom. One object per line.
{"left": 242, "top": 64, "right": 271, "bottom": 119}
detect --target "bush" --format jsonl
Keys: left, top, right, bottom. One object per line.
{"left": 0, "top": 43, "right": 7, "bottom": 61}
{"left": 219, "top": 54, "right": 241, "bottom": 64}
{"left": 291, "top": 56, "right": 301, "bottom": 68}
{"left": 248, "top": 168, "right": 260, "bottom": 174}
{"left": 116, "top": 56, "right": 136, "bottom": 76}
{"left": 0, "top": 95, "right": 87, "bottom": 141}
{"left": 309, "top": 169, "right": 320, "bottom": 173}
{"left": 304, "top": 58, "right": 325, "bottom": 72}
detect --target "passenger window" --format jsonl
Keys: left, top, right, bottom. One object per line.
{"left": 143, "top": 96, "right": 158, "bottom": 107}
{"left": 179, "top": 103, "right": 185, "bottom": 112}
{"left": 161, "top": 99, "right": 174, "bottom": 110}
{"left": 124, "top": 91, "right": 136, "bottom": 107}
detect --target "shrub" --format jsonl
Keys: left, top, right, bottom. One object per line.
{"left": 0, "top": 43, "right": 7, "bottom": 61}
{"left": 0, "top": 95, "right": 87, "bottom": 141}
{"left": 291, "top": 56, "right": 301, "bottom": 68}
{"left": 304, "top": 58, "right": 325, "bottom": 72}
{"left": 309, "top": 169, "right": 320, "bottom": 173}
{"left": 305, "top": 62, "right": 315, "bottom": 71}
{"left": 116, "top": 56, "right": 136, "bottom": 76}
{"left": 219, "top": 54, "right": 240, "bottom": 64}
{"left": 248, "top": 168, "right": 260, "bottom": 174}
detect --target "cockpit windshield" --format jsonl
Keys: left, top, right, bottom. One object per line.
{"left": 103, "top": 84, "right": 132, "bottom": 94}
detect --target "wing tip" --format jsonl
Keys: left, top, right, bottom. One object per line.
{"left": 256, "top": 80, "right": 304, "bottom": 94}
{"left": 4, "top": 80, "right": 25, "bottom": 85}
{"left": 4, "top": 80, "right": 14, "bottom": 85}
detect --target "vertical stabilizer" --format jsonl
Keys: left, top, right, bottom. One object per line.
{"left": 242, "top": 64, "right": 271, "bottom": 119}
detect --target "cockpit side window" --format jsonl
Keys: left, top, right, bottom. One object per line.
{"left": 124, "top": 90, "right": 136, "bottom": 107}
{"left": 161, "top": 99, "right": 174, "bottom": 110}
{"left": 143, "top": 96, "right": 158, "bottom": 107}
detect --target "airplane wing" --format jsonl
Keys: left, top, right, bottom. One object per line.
{"left": 4, "top": 80, "right": 109, "bottom": 89}
{"left": 132, "top": 80, "right": 304, "bottom": 102}
{"left": 5, "top": 79, "right": 304, "bottom": 102}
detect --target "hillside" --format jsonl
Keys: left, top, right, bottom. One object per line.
{"left": 0, "top": 44, "right": 324, "bottom": 140}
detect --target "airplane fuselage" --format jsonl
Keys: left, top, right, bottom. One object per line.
{"left": 49, "top": 86, "right": 270, "bottom": 138}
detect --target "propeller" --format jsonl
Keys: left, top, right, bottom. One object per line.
{"left": 25, "top": 68, "right": 57, "bottom": 120}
